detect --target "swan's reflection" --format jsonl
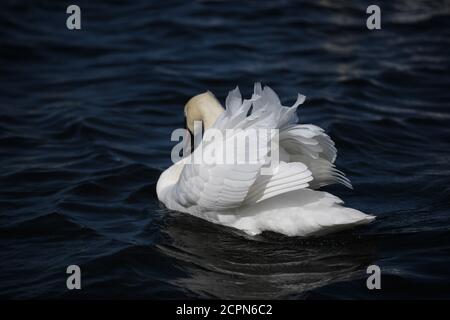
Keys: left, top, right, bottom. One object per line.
{"left": 157, "top": 210, "right": 376, "bottom": 299}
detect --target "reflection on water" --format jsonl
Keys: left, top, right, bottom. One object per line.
{"left": 159, "top": 211, "right": 375, "bottom": 299}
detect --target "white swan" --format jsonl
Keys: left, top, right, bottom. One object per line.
{"left": 157, "top": 84, "right": 374, "bottom": 237}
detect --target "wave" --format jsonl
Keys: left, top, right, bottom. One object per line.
{"left": 1, "top": 0, "right": 450, "bottom": 299}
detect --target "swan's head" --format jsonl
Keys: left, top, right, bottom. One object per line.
{"left": 184, "top": 91, "right": 225, "bottom": 133}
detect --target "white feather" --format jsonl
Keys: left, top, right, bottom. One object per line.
{"left": 156, "top": 84, "right": 374, "bottom": 236}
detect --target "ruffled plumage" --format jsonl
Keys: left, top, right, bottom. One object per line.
{"left": 156, "top": 84, "right": 374, "bottom": 236}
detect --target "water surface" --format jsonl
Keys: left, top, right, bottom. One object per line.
{"left": 1, "top": 0, "right": 450, "bottom": 299}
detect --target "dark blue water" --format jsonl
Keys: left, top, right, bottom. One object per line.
{"left": 1, "top": 0, "right": 450, "bottom": 299}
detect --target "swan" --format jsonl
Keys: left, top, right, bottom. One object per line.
{"left": 157, "top": 84, "right": 374, "bottom": 237}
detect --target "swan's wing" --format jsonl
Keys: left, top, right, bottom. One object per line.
{"left": 279, "top": 124, "right": 352, "bottom": 189}
{"left": 214, "top": 84, "right": 305, "bottom": 132}
{"left": 173, "top": 161, "right": 261, "bottom": 211}
{"left": 171, "top": 86, "right": 273, "bottom": 212}
{"left": 249, "top": 83, "right": 351, "bottom": 190}
{"left": 280, "top": 125, "right": 337, "bottom": 162}
{"left": 244, "top": 161, "right": 313, "bottom": 204}
{"left": 171, "top": 84, "right": 350, "bottom": 213}
{"left": 172, "top": 85, "right": 313, "bottom": 212}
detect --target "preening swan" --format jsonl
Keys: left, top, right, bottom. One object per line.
{"left": 157, "top": 84, "right": 374, "bottom": 236}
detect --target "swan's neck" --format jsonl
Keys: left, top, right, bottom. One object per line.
{"left": 185, "top": 92, "right": 224, "bottom": 132}
{"left": 158, "top": 93, "right": 224, "bottom": 202}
